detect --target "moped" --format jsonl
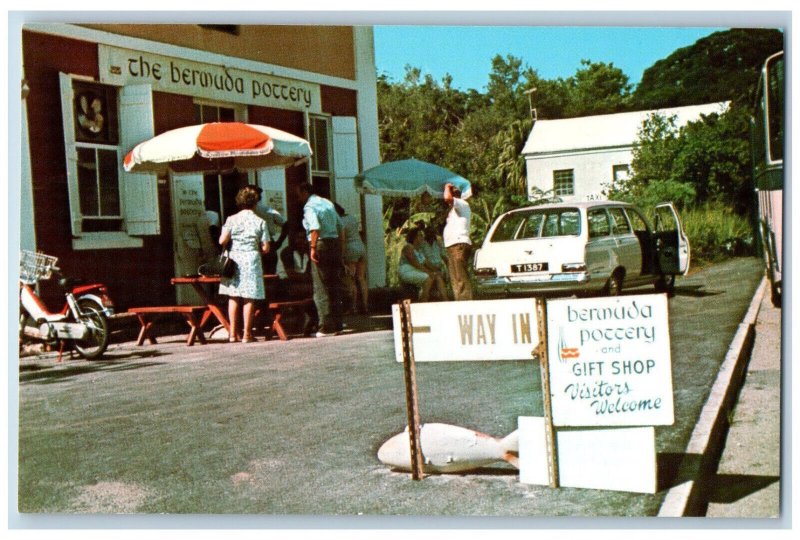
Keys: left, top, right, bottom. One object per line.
{"left": 19, "top": 250, "right": 110, "bottom": 360}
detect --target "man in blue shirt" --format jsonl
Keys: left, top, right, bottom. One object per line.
{"left": 296, "top": 182, "right": 344, "bottom": 336}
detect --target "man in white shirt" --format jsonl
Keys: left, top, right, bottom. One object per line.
{"left": 442, "top": 183, "right": 473, "bottom": 300}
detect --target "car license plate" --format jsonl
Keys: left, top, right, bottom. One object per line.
{"left": 511, "top": 262, "right": 548, "bottom": 273}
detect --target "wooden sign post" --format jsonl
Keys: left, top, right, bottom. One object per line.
{"left": 535, "top": 298, "right": 559, "bottom": 488}
{"left": 398, "top": 299, "right": 425, "bottom": 480}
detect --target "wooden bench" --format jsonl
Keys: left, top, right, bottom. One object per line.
{"left": 127, "top": 306, "right": 211, "bottom": 346}
{"left": 263, "top": 299, "right": 315, "bottom": 341}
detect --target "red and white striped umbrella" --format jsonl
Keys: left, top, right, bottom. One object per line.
{"left": 123, "top": 122, "right": 312, "bottom": 174}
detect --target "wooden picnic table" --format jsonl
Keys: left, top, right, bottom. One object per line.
{"left": 170, "top": 274, "right": 286, "bottom": 338}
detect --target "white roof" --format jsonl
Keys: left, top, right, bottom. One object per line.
{"left": 522, "top": 102, "right": 729, "bottom": 155}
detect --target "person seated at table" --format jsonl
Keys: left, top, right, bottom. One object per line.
{"left": 419, "top": 221, "right": 448, "bottom": 278}
{"left": 218, "top": 185, "right": 270, "bottom": 343}
{"left": 279, "top": 228, "right": 313, "bottom": 299}
{"left": 398, "top": 227, "right": 447, "bottom": 302}
{"left": 276, "top": 227, "right": 318, "bottom": 335}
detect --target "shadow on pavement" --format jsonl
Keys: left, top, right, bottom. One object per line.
{"left": 657, "top": 452, "right": 701, "bottom": 491}
{"left": 706, "top": 473, "right": 780, "bottom": 504}
{"left": 382, "top": 465, "right": 518, "bottom": 477}
{"left": 19, "top": 357, "right": 169, "bottom": 385}
{"left": 673, "top": 285, "right": 724, "bottom": 298}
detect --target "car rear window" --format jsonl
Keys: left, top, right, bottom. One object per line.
{"left": 490, "top": 208, "right": 580, "bottom": 241}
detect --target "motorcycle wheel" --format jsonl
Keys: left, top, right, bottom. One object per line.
{"left": 73, "top": 299, "right": 109, "bottom": 359}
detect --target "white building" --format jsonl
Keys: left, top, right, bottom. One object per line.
{"left": 522, "top": 102, "right": 729, "bottom": 203}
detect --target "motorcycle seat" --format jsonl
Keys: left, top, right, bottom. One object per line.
{"left": 59, "top": 277, "right": 83, "bottom": 289}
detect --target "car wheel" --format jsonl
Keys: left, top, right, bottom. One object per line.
{"left": 604, "top": 272, "right": 623, "bottom": 296}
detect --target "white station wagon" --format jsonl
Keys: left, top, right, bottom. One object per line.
{"left": 473, "top": 201, "right": 690, "bottom": 297}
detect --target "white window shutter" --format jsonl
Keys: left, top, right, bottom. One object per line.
{"left": 119, "top": 84, "right": 159, "bottom": 235}
{"left": 59, "top": 73, "right": 83, "bottom": 235}
{"left": 331, "top": 116, "right": 360, "bottom": 222}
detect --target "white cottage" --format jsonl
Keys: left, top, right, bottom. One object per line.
{"left": 522, "top": 102, "right": 729, "bottom": 203}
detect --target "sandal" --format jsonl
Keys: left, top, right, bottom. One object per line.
{"left": 229, "top": 336, "right": 240, "bottom": 343}
{"left": 242, "top": 335, "right": 256, "bottom": 343}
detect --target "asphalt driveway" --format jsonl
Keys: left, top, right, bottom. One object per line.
{"left": 14, "top": 257, "right": 764, "bottom": 522}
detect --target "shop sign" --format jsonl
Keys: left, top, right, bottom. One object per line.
{"left": 546, "top": 294, "right": 674, "bottom": 427}
{"left": 99, "top": 45, "right": 321, "bottom": 112}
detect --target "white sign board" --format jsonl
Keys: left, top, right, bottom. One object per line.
{"left": 392, "top": 298, "right": 539, "bottom": 362}
{"left": 517, "top": 416, "right": 550, "bottom": 486}
{"left": 556, "top": 425, "right": 657, "bottom": 493}
{"left": 546, "top": 294, "right": 674, "bottom": 427}
{"left": 518, "top": 416, "right": 657, "bottom": 493}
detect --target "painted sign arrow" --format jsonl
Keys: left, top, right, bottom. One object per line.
{"left": 392, "top": 298, "right": 540, "bottom": 362}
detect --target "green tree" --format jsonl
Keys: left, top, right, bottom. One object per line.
{"left": 526, "top": 76, "right": 571, "bottom": 119}
{"left": 492, "top": 117, "right": 533, "bottom": 196}
{"left": 608, "top": 112, "right": 697, "bottom": 209}
{"left": 564, "top": 60, "right": 633, "bottom": 117}
{"left": 610, "top": 107, "right": 752, "bottom": 214}
{"left": 486, "top": 54, "right": 537, "bottom": 121}
{"left": 672, "top": 107, "right": 753, "bottom": 213}
{"left": 632, "top": 28, "right": 784, "bottom": 109}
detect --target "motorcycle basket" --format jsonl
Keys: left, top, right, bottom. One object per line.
{"left": 19, "top": 250, "right": 59, "bottom": 284}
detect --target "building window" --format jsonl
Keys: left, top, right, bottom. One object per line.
{"left": 309, "top": 115, "right": 333, "bottom": 199}
{"left": 195, "top": 103, "right": 247, "bottom": 224}
{"left": 72, "top": 81, "right": 123, "bottom": 232}
{"left": 612, "top": 164, "right": 630, "bottom": 185}
{"left": 60, "top": 74, "right": 160, "bottom": 248}
{"left": 553, "top": 169, "right": 574, "bottom": 197}
{"left": 76, "top": 147, "right": 123, "bottom": 232}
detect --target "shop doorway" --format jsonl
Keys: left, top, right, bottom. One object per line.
{"left": 170, "top": 171, "right": 248, "bottom": 304}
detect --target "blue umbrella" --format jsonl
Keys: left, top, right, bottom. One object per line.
{"left": 355, "top": 158, "right": 472, "bottom": 199}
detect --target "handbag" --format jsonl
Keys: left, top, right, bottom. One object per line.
{"left": 220, "top": 250, "right": 237, "bottom": 278}
{"left": 198, "top": 249, "right": 237, "bottom": 278}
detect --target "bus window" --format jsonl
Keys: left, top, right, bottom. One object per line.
{"left": 766, "top": 54, "right": 784, "bottom": 162}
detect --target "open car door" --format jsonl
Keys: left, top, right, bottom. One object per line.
{"left": 654, "top": 203, "right": 691, "bottom": 275}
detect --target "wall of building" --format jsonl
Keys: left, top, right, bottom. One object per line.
{"left": 22, "top": 30, "right": 178, "bottom": 309}
{"left": 81, "top": 24, "right": 356, "bottom": 81}
{"left": 526, "top": 147, "right": 633, "bottom": 203}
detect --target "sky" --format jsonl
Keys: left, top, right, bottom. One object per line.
{"left": 373, "top": 26, "right": 725, "bottom": 92}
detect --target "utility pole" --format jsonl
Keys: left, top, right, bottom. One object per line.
{"left": 524, "top": 87, "right": 538, "bottom": 121}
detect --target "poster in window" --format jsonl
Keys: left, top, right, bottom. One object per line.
{"left": 73, "top": 83, "right": 118, "bottom": 144}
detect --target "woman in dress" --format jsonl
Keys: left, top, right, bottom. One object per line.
{"left": 218, "top": 186, "right": 270, "bottom": 343}
{"left": 398, "top": 227, "right": 447, "bottom": 302}
{"left": 335, "top": 203, "right": 368, "bottom": 314}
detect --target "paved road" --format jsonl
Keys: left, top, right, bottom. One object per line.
{"left": 14, "top": 257, "right": 765, "bottom": 521}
